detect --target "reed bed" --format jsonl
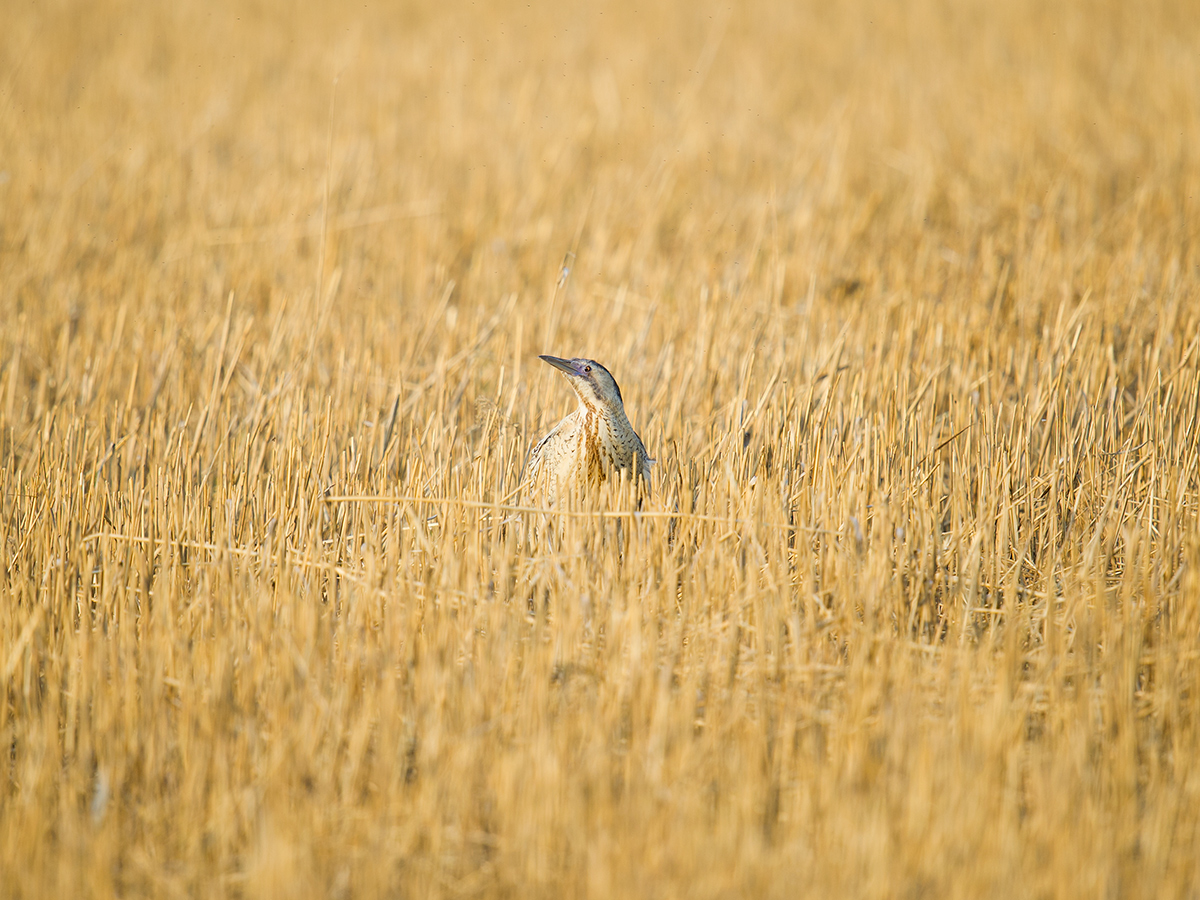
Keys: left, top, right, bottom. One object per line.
{"left": 2, "top": 0, "right": 1199, "bottom": 896}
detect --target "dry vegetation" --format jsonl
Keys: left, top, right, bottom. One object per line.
{"left": 3, "top": 0, "right": 1200, "bottom": 896}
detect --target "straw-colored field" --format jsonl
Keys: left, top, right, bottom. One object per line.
{"left": 3, "top": 0, "right": 1200, "bottom": 896}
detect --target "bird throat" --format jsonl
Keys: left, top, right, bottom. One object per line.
{"left": 582, "top": 409, "right": 607, "bottom": 483}
{"left": 581, "top": 402, "right": 631, "bottom": 486}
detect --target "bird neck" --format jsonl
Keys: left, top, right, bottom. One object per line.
{"left": 577, "top": 397, "right": 627, "bottom": 428}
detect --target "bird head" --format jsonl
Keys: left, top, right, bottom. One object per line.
{"left": 539, "top": 355, "right": 625, "bottom": 411}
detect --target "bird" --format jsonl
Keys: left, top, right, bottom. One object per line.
{"left": 524, "top": 355, "right": 653, "bottom": 505}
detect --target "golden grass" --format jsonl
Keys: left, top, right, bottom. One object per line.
{"left": 3, "top": 0, "right": 1200, "bottom": 896}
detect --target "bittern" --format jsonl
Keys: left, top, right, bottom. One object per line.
{"left": 525, "top": 355, "right": 653, "bottom": 504}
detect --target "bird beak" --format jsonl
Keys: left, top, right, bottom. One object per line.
{"left": 539, "top": 355, "right": 581, "bottom": 377}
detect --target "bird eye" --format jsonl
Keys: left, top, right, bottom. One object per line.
{"left": 584, "top": 365, "right": 592, "bottom": 373}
